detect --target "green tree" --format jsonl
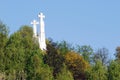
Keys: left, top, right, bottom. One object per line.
{"left": 0, "top": 21, "right": 9, "bottom": 56}
{"left": 25, "top": 50, "right": 53, "bottom": 80}
{"left": 57, "top": 41, "right": 73, "bottom": 55}
{"left": 44, "top": 40, "right": 64, "bottom": 78}
{"left": 18, "top": 25, "right": 33, "bottom": 38}
{"left": 5, "top": 32, "right": 26, "bottom": 80}
{"left": 4, "top": 25, "right": 40, "bottom": 80}
{"left": 87, "top": 60, "right": 107, "bottom": 80}
{"left": 77, "top": 45, "right": 93, "bottom": 63}
{"left": 0, "top": 21, "right": 9, "bottom": 79}
{"left": 56, "top": 64, "right": 74, "bottom": 80}
{"left": 17, "top": 26, "right": 53, "bottom": 80}
{"left": 35, "top": 65, "right": 53, "bottom": 80}
{"left": 108, "top": 60, "right": 120, "bottom": 80}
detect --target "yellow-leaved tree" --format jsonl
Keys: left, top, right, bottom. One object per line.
{"left": 65, "top": 51, "right": 89, "bottom": 80}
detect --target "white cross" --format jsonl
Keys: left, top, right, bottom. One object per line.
{"left": 31, "top": 20, "right": 39, "bottom": 37}
{"left": 31, "top": 20, "right": 39, "bottom": 26}
{"left": 38, "top": 13, "right": 45, "bottom": 21}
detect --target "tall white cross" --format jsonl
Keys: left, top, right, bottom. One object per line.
{"left": 38, "top": 13, "right": 45, "bottom": 22}
{"left": 31, "top": 20, "right": 39, "bottom": 38}
{"left": 38, "top": 13, "right": 46, "bottom": 50}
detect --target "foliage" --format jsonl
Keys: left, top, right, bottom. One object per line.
{"left": 0, "top": 21, "right": 9, "bottom": 72}
{"left": 65, "top": 51, "right": 89, "bottom": 80}
{"left": 18, "top": 25, "right": 33, "bottom": 38}
{"left": 108, "top": 60, "right": 120, "bottom": 80}
{"left": 44, "top": 40, "right": 65, "bottom": 78}
{"left": 87, "top": 60, "right": 108, "bottom": 80}
{"left": 93, "top": 48, "right": 109, "bottom": 65}
{"left": 57, "top": 41, "right": 74, "bottom": 55}
{"left": 0, "top": 21, "right": 9, "bottom": 33}
{"left": 77, "top": 45, "right": 93, "bottom": 63}
{"left": 115, "top": 47, "right": 120, "bottom": 61}
{"left": 4, "top": 30, "right": 26, "bottom": 80}
{"left": 25, "top": 50, "right": 53, "bottom": 80}
{"left": 56, "top": 64, "right": 74, "bottom": 80}
{"left": 1, "top": 21, "right": 120, "bottom": 80}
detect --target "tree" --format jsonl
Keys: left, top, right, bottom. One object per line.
{"left": 5, "top": 32, "right": 26, "bottom": 80}
{"left": 87, "top": 60, "right": 108, "bottom": 80}
{"left": 0, "top": 21, "right": 9, "bottom": 38}
{"left": 36, "top": 65, "right": 53, "bottom": 80}
{"left": 77, "top": 45, "right": 93, "bottom": 63}
{"left": 108, "top": 60, "right": 120, "bottom": 80}
{"left": 25, "top": 50, "right": 53, "bottom": 80}
{"left": 56, "top": 64, "right": 74, "bottom": 80}
{"left": 18, "top": 25, "right": 33, "bottom": 38}
{"left": 93, "top": 48, "right": 109, "bottom": 65}
{"left": 57, "top": 41, "right": 74, "bottom": 55}
{"left": 115, "top": 47, "right": 120, "bottom": 61}
{"left": 4, "top": 26, "right": 40, "bottom": 80}
{"left": 44, "top": 40, "right": 65, "bottom": 78}
{"left": 0, "top": 21, "right": 9, "bottom": 79}
{"left": 65, "top": 51, "right": 89, "bottom": 80}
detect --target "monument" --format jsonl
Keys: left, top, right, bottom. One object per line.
{"left": 31, "top": 13, "right": 46, "bottom": 50}
{"left": 31, "top": 20, "right": 39, "bottom": 38}
{"left": 38, "top": 13, "right": 46, "bottom": 50}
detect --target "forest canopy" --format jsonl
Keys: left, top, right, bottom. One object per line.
{"left": 0, "top": 21, "right": 120, "bottom": 80}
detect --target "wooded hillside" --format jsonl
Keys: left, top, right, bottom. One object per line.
{"left": 0, "top": 21, "right": 120, "bottom": 80}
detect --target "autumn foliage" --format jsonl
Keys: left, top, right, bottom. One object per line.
{"left": 1, "top": 21, "right": 120, "bottom": 80}
{"left": 65, "top": 51, "right": 89, "bottom": 80}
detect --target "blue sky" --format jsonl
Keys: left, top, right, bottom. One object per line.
{"left": 0, "top": 0, "right": 120, "bottom": 59}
